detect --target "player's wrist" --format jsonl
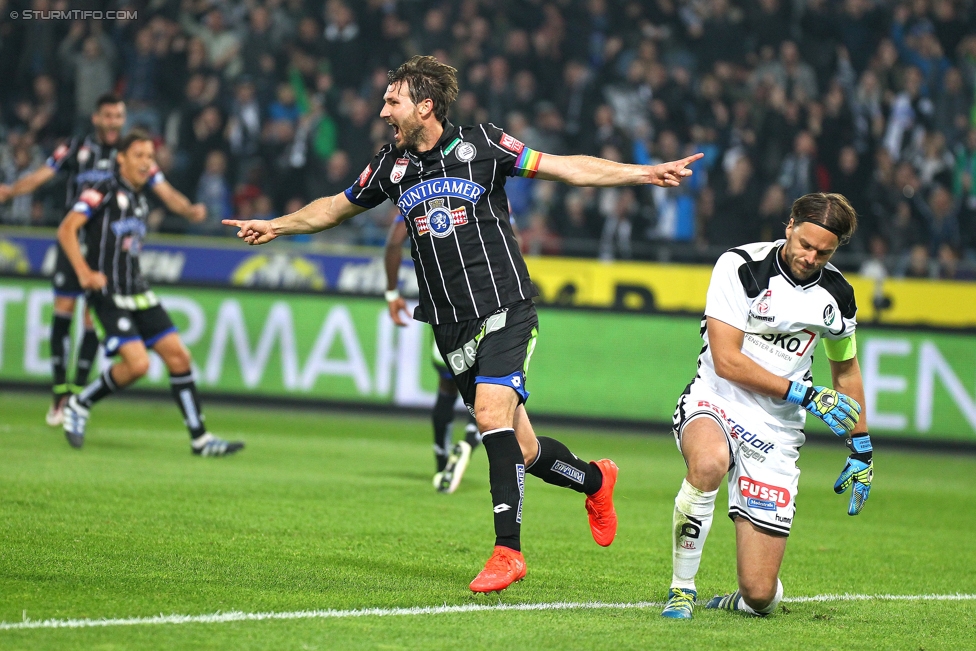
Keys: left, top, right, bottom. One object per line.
{"left": 384, "top": 289, "right": 400, "bottom": 302}
{"left": 784, "top": 381, "right": 813, "bottom": 406}
{"left": 846, "top": 434, "right": 872, "bottom": 461}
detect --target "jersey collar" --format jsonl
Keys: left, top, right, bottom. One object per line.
{"left": 775, "top": 243, "right": 822, "bottom": 289}
{"left": 403, "top": 119, "right": 456, "bottom": 164}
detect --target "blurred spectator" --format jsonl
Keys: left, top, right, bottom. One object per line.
{"left": 195, "top": 150, "right": 232, "bottom": 233}
{"left": 902, "top": 243, "right": 935, "bottom": 278}
{"left": 57, "top": 24, "right": 116, "bottom": 134}
{"left": 778, "top": 131, "right": 818, "bottom": 203}
{"left": 181, "top": 9, "right": 242, "bottom": 79}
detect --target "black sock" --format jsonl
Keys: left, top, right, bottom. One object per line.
{"left": 78, "top": 368, "right": 119, "bottom": 408}
{"left": 73, "top": 328, "right": 99, "bottom": 387}
{"left": 170, "top": 371, "right": 207, "bottom": 439}
{"left": 465, "top": 417, "right": 481, "bottom": 449}
{"left": 432, "top": 390, "right": 455, "bottom": 471}
{"left": 526, "top": 436, "right": 603, "bottom": 495}
{"left": 482, "top": 428, "right": 524, "bottom": 552}
{"left": 50, "top": 312, "right": 72, "bottom": 397}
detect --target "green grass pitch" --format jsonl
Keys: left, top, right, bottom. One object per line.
{"left": 1, "top": 390, "right": 974, "bottom": 650}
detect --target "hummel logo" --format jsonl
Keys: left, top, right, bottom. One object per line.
{"left": 493, "top": 504, "right": 512, "bottom": 513}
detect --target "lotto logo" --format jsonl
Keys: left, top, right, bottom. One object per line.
{"left": 493, "top": 503, "right": 511, "bottom": 513}
{"left": 739, "top": 477, "right": 791, "bottom": 508}
{"left": 500, "top": 133, "right": 524, "bottom": 153}
{"left": 78, "top": 188, "right": 104, "bottom": 207}
{"left": 358, "top": 164, "right": 372, "bottom": 187}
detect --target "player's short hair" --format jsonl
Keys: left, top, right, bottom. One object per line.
{"left": 95, "top": 93, "right": 124, "bottom": 110}
{"left": 388, "top": 56, "right": 459, "bottom": 122}
{"left": 117, "top": 129, "right": 153, "bottom": 153}
{"left": 789, "top": 193, "right": 858, "bottom": 246}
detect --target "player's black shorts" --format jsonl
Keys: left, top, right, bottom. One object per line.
{"left": 86, "top": 290, "right": 177, "bottom": 356}
{"left": 52, "top": 245, "right": 83, "bottom": 297}
{"left": 431, "top": 299, "right": 539, "bottom": 411}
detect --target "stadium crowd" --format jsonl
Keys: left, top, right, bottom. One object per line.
{"left": 1, "top": 0, "right": 976, "bottom": 279}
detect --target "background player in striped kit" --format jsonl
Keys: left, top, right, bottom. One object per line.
{"left": 56, "top": 130, "right": 242, "bottom": 457}
{"left": 0, "top": 94, "right": 205, "bottom": 426}
{"left": 225, "top": 56, "right": 702, "bottom": 593}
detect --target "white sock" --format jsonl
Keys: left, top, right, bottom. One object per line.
{"left": 671, "top": 478, "right": 718, "bottom": 591}
{"left": 739, "top": 579, "right": 784, "bottom": 616}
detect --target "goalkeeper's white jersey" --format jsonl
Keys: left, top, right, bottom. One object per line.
{"left": 692, "top": 240, "right": 858, "bottom": 430}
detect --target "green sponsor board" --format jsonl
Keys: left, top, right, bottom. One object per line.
{"left": 1, "top": 277, "right": 974, "bottom": 441}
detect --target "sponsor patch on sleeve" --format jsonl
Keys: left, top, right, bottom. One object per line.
{"left": 52, "top": 144, "right": 70, "bottom": 162}
{"left": 147, "top": 164, "right": 165, "bottom": 187}
{"left": 78, "top": 188, "right": 104, "bottom": 208}
{"left": 500, "top": 133, "right": 524, "bottom": 153}
{"left": 358, "top": 164, "right": 372, "bottom": 187}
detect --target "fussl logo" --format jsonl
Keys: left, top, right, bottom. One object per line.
{"left": 739, "top": 477, "right": 791, "bottom": 508}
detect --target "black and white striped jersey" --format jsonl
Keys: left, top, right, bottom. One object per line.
{"left": 71, "top": 172, "right": 162, "bottom": 296}
{"left": 344, "top": 121, "right": 541, "bottom": 324}
{"left": 694, "top": 240, "right": 858, "bottom": 429}
{"left": 46, "top": 135, "right": 119, "bottom": 208}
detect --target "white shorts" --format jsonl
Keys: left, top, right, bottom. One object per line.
{"left": 672, "top": 383, "right": 805, "bottom": 536}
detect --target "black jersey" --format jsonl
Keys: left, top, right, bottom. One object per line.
{"left": 345, "top": 121, "right": 543, "bottom": 324}
{"left": 46, "top": 135, "right": 119, "bottom": 208}
{"left": 72, "top": 173, "right": 158, "bottom": 296}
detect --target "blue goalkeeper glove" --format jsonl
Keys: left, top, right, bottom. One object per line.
{"left": 784, "top": 381, "right": 861, "bottom": 436}
{"left": 834, "top": 434, "right": 873, "bottom": 516}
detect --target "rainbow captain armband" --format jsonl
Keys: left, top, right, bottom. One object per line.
{"left": 513, "top": 146, "right": 542, "bottom": 178}
{"left": 823, "top": 334, "right": 857, "bottom": 362}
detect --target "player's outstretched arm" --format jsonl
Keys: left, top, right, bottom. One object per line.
{"left": 383, "top": 218, "right": 411, "bottom": 326}
{"left": 223, "top": 192, "right": 365, "bottom": 245}
{"left": 533, "top": 152, "right": 703, "bottom": 188}
{"left": 0, "top": 165, "right": 57, "bottom": 202}
{"left": 152, "top": 179, "right": 206, "bottom": 222}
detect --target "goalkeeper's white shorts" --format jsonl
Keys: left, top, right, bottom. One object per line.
{"left": 672, "top": 383, "right": 805, "bottom": 536}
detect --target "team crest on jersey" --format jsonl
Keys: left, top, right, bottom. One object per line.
{"left": 358, "top": 164, "right": 372, "bottom": 187}
{"left": 455, "top": 142, "right": 477, "bottom": 162}
{"left": 96, "top": 159, "right": 111, "bottom": 169}
{"left": 500, "top": 133, "right": 524, "bottom": 153}
{"left": 77, "top": 146, "right": 91, "bottom": 164}
{"left": 823, "top": 304, "right": 836, "bottom": 326}
{"left": 750, "top": 289, "right": 774, "bottom": 322}
{"left": 390, "top": 158, "right": 409, "bottom": 183}
{"left": 116, "top": 191, "right": 129, "bottom": 211}
{"left": 415, "top": 198, "right": 467, "bottom": 238}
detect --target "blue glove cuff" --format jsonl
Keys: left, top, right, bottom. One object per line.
{"left": 848, "top": 435, "right": 873, "bottom": 454}
{"left": 785, "top": 381, "right": 809, "bottom": 405}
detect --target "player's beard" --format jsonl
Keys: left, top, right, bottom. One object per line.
{"left": 396, "top": 120, "right": 427, "bottom": 153}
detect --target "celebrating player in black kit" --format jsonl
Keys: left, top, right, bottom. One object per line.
{"left": 225, "top": 56, "right": 701, "bottom": 593}
{"left": 57, "top": 130, "right": 243, "bottom": 457}
{"left": 0, "top": 94, "right": 205, "bottom": 427}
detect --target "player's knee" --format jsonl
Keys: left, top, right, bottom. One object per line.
{"left": 738, "top": 576, "right": 778, "bottom": 611}
{"left": 166, "top": 347, "right": 192, "bottom": 374}
{"left": 126, "top": 353, "right": 151, "bottom": 378}
{"left": 686, "top": 454, "right": 727, "bottom": 491}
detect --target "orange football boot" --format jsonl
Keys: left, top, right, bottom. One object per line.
{"left": 585, "top": 459, "right": 618, "bottom": 547}
{"left": 469, "top": 546, "right": 527, "bottom": 593}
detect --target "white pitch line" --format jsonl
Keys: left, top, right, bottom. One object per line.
{"left": 2, "top": 594, "right": 974, "bottom": 632}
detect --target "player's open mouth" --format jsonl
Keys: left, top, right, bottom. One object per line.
{"left": 391, "top": 124, "right": 401, "bottom": 138}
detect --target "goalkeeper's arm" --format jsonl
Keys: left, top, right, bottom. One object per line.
{"left": 828, "top": 354, "right": 868, "bottom": 437}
